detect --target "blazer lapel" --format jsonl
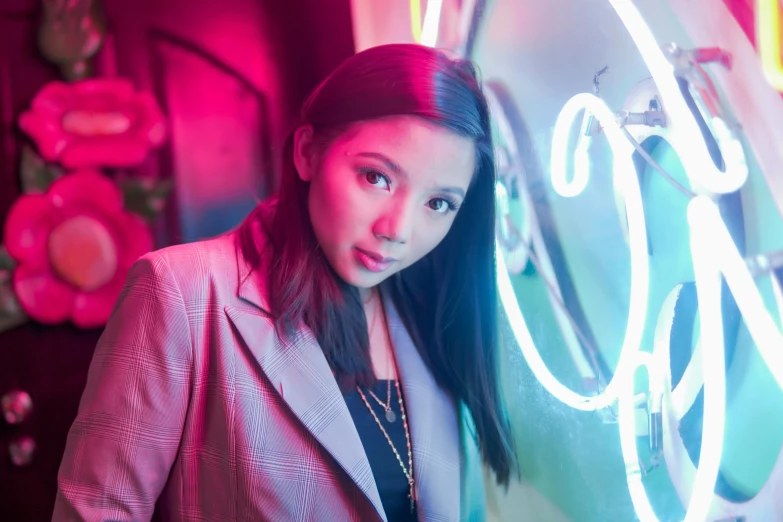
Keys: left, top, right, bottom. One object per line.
{"left": 225, "top": 228, "right": 387, "bottom": 521}
{"left": 382, "top": 291, "right": 462, "bottom": 522}
{"left": 224, "top": 305, "right": 385, "bottom": 521}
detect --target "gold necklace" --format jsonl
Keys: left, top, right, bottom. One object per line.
{"left": 366, "top": 297, "right": 396, "bottom": 421}
{"left": 356, "top": 380, "right": 416, "bottom": 513}
{"left": 367, "top": 381, "right": 395, "bottom": 422}
{"left": 358, "top": 295, "right": 414, "bottom": 512}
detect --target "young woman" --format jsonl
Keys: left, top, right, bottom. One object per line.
{"left": 53, "top": 43, "right": 517, "bottom": 522}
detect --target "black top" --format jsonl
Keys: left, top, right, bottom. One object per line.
{"left": 344, "top": 380, "right": 418, "bottom": 522}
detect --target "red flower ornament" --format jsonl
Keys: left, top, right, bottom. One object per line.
{"left": 3, "top": 171, "right": 153, "bottom": 328}
{"left": 19, "top": 79, "right": 166, "bottom": 169}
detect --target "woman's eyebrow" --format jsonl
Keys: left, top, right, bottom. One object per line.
{"left": 357, "top": 152, "right": 406, "bottom": 177}
{"left": 436, "top": 186, "right": 466, "bottom": 198}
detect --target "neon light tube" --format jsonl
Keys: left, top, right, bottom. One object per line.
{"left": 421, "top": 0, "right": 443, "bottom": 47}
{"left": 757, "top": 0, "right": 783, "bottom": 91}
{"left": 410, "top": 0, "right": 443, "bottom": 47}
{"left": 493, "top": 2, "right": 782, "bottom": 518}
{"left": 607, "top": 0, "right": 748, "bottom": 195}
{"left": 499, "top": 91, "right": 649, "bottom": 411}
{"left": 681, "top": 198, "right": 729, "bottom": 522}
{"left": 688, "top": 197, "right": 783, "bottom": 390}
{"left": 552, "top": 108, "right": 592, "bottom": 198}
{"left": 410, "top": 0, "right": 422, "bottom": 44}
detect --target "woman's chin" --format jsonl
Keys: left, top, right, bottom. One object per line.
{"left": 337, "top": 264, "right": 389, "bottom": 290}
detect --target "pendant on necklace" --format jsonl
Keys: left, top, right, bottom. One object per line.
{"left": 385, "top": 409, "right": 396, "bottom": 423}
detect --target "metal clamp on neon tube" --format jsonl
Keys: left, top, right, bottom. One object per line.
{"left": 584, "top": 107, "right": 668, "bottom": 136}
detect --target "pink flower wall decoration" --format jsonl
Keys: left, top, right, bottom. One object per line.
{"left": 18, "top": 78, "right": 167, "bottom": 169}
{"left": 2, "top": 170, "right": 153, "bottom": 328}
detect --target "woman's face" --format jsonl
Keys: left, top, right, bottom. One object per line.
{"left": 294, "top": 116, "right": 475, "bottom": 290}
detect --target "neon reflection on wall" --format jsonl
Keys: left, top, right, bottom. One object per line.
{"left": 496, "top": 0, "right": 783, "bottom": 521}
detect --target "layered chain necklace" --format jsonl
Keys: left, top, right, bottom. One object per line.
{"left": 356, "top": 381, "right": 415, "bottom": 512}
{"left": 367, "top": 378, "right": 396, "bottom": 423}
{"left": 357, "top": 294, "right": 416, "bottom": 513}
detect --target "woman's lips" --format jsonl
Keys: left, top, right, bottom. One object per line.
{"left": 354, "top": 247, "right": 396, "bottom": 273}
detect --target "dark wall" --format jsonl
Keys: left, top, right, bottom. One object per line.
{"left": 0, "top": 1, "right": 354, "bottom": 521}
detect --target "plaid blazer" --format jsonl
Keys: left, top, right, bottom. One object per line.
{"left": 52, "top": 212, "right": 487, "bottom": 522}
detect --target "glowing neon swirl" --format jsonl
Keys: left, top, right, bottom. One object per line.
{"left": 758, "top": 0, "right": 783, "bottom": 91}
{"left": 607, "top": 0, "right": 747, "bottom": 195}
{"left": 487, "top": 0, "right": 783, "bottom": 518}
{"left": 494, "top": 1, "right": 782, "bottom": 520}
{"left": 617, "top": 196, "right": 783, "bottom": 522}
{"left": 486, "top": 83, "right": 597, "bottom": 384}
{"left": 618, "top": 201, "right": 732, "bottom": 522}
{"left": 496, "top": 91, "right": 649, "bottom": 411}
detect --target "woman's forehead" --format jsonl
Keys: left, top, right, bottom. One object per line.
{"left": 336, "top": 116, "right": 476, "bottom": 181}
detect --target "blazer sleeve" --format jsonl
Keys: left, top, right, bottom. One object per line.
{"left": 52, "top": 253, "right": 193, "bottom": 522}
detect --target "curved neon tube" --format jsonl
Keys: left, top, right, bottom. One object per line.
{"left": 607, "top": 0, "right": 748, "bottom": 195}
{"left": 688, "top": 197, "right": 783, "bottom": 390}
{"left": 758, "top": 0, "right": 783, "bottom": 91}
{"left": 654, "top": 285, "right": 783, "bottom": 520}
{"left": 498, "top": 244, "right": 604, "bottom": 410}
{"left": 498, "top": 92, "right": 649, "bottom": 411}
{"left": 568, "top": 138, "right": 591, "bottom": 199}
{"left": 553, "top": 109, "right": 592, "bottom": 198}
{"left": 680, "top": 199, "right": 729, "bottom": 522}
{"left": 618, "top": 272, "right": 726, "bottom": 522}
{"left": 493, "top": 1, "right": 781, "bottom": 519}
{"left": 613, "top": 199, "right": 779, "bottom": 522}
{"left": 486, "top": 83, "right": 599, "bottom": 384}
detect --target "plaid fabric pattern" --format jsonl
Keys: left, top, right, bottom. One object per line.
{"left": 53, "top": 215, "right": 482, "bottom": 522}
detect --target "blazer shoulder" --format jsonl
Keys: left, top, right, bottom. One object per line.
{"left": 134, "top": 232, "right": 242, "bottom": 303}
{"left": 135, "top": 200, "right": 277, "bottom": 312}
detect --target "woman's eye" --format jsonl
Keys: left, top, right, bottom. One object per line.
{"left": 364, "top": 169, "right": 390, "bottom": 190}
{"left": 428, "top": 198, "right": 457, "bottom": 214}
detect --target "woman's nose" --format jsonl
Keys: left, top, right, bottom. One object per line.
{"left": 373, "top": 204, "right": 414, "bottom": 244}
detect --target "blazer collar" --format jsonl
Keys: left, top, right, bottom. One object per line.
{"left": 226, "top": 212, "right": 462, "bottom": 522}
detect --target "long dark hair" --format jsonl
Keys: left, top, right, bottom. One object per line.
{"left": 238, "top": 44, "right": 517, "bottom": 485}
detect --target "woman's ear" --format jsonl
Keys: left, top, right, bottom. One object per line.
{"left": 293, "top": 125, "right": 316, "bottom": 182}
